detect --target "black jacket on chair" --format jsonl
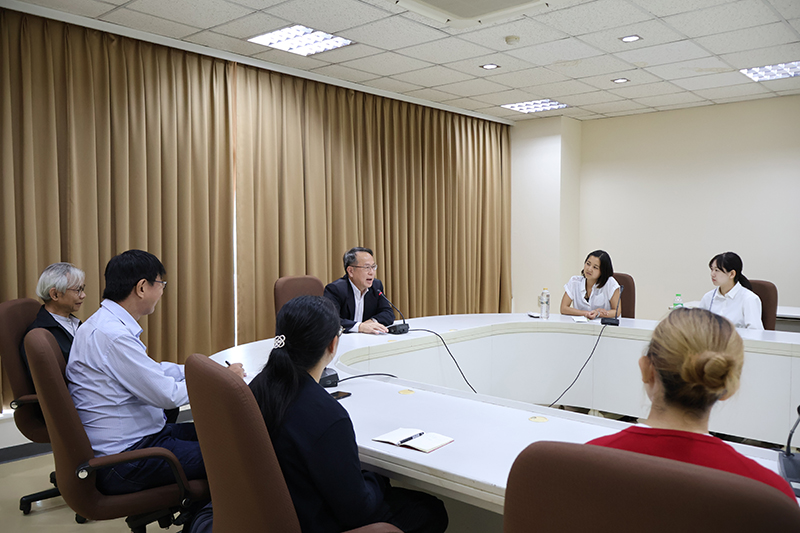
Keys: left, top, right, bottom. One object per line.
{"left": 323, "top": 276, "right": 395, "bottom": 331}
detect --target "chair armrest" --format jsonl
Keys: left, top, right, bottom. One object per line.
{"left": 10, "top": 394, "right": 39, "bottom": 409}
{"left": 77, "top": 447, "right": 193, "bottom": 506}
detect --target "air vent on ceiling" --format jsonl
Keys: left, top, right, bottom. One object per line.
{"left": 396, "top": 0, "right": 546, "bottom": 29}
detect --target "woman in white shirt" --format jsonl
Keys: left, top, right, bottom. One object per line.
{"left": 560, "top": 250, "right": 621, "bottom": 320}
{"left": 698, "top": 252, "right": 763, "bottom": 330}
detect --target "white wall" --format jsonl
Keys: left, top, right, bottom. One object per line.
{"left": 580, "top": 95, "right": 800, "bottom": 320}
{"left": 510, "top": 94, "right": 800, "bottom": 321}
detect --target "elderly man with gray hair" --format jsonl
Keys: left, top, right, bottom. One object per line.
{"left": 20, "top": 262, "right": 86, "bottom": 373}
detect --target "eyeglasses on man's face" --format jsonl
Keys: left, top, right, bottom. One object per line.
{"left": 67, "top": 285, "right": 86, "bottom": 294}
{"left": 351, "top": 264, "right": 378, "bottom": 272}
{"left": 153, "top": 280, "right": 167, "bottom": 288}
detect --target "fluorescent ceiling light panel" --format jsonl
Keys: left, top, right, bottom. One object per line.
{"left": 248, "top": 25, "right": 352, "bottom": 56}
{"left": 501, "top": 99, "right": 568, "bottom": 113}
{"left": 740, "top": 61, "right": 800, "bottom": 82}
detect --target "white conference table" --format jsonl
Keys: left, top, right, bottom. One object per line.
{"left": 211, "top": 313, "right": 799, "bottom": 513}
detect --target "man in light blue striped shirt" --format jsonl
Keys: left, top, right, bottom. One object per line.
{"left": 67, "top": 249, "right": 243, "bottom": 495}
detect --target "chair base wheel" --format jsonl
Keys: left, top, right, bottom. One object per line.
{"left": 20, "top": 502, "right": 31, "bottom": 515}
{"left": 76, "top": 514, "right": 87, "bottom": 524}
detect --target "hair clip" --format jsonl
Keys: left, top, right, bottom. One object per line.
{"left": 274, "top": 334, "right": 285, "bottom": 349}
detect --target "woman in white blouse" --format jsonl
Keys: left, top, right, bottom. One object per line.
{"left": 698, "top": 252, "right": 763, "bottom": 330}
{"left": 560, "top": 250, "right": 621, "bottom": 320}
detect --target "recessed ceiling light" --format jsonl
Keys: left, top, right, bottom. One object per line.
{"left": 248, "top": 25, "right": 352, "bottom": 57}
{"left": 612, "top": 78, "right": 630, "bottom": 84}
{"left": 740, "top": 61, "right": 800, "bottom": 82}
{"left": 501, "top": 99, "right": 568, "bottom": 114}
{"left": 620, "top": 35, "right": 641, "bottom": 43}
{"left": 481, "top": 64, "right": 500, "bottom": 70}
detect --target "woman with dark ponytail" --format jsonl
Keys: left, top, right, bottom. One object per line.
{"left": 698, "top": 252, "right": 763, "bottom": 329}
{"left": 248, "top": 296, "right": 448, "bottom": 533}
{"left": 587, "top": 308, "right": 793, "bottom": 499}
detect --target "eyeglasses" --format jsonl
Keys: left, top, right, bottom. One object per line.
{"left": 351, "top": 264, "right": 378, "bottom": 272}
{"left": 67, "top": 285, "right": 86, "bottom": 294}
{"left": 337, "top": 326, "right": 344, "bottom": 337}
{"left": 153, "top": 280, "right": 167, "bottom": 288}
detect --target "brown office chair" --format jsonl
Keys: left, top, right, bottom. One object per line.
{"left": 749, "top": 279, "right": 778, "bottom": 331}
{"left": 504, "top": 441, "right": 800, "bottom": 532}
{"left": 25, "top": 328, "right": 209, "bottom": 532}
{"left": 185, "top": 353, "right": 401, "bottom": 533}
{"left": 612, "top": 272, "right": 635, "bottom": 319}
{"left": 274, "top": 275, "right": 324, "bottom": 315}
{"left": 0, "top": 297, "right": 60, "bottom": 514}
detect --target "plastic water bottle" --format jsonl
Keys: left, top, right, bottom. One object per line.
{"left": 539, "top": 289, "right": 550, "bottom": 319}
{"left": 673, "top": 294, "right": 684, "bottom": 308}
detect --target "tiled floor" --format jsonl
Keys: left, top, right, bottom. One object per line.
{"left": 0, "top": 453, "right": 181, "bottom": 533}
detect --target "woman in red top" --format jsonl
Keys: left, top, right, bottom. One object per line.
{"left": 588, "top": 307, "right": 794, "bottom": 500}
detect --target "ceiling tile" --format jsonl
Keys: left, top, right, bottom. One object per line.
{"left": 456, "top": 17, "right": 567, "bottom": 51}
{"left": 790, "top": 19, "right": 800, "bottom": 34}
{"left": 485, "top": 67, "right": 568, "bottom": 89}
{"left": 628, "top": 0, "right": 735, "bottom": 18}
{"left": 391, "top": 65, "right": 473, "bottom": 86}
{"left": 228, "top": 0, "right": 286, "bottom": 8}
{"left": 615, "top": 40, "right": 711, "bottom": 68}
{"left": 472, "top": 89, "right": 547, "bottom": 106}
{"left": 186, "top": 31, "right": 267, "bottom": 56}
{"left": 694, "top": 22, "right": 799, "bottom": 56}
{"left": 720, "top": 42, "right": 800, "bottom": 69}
{"left": 310, "top": 64, "right": 380, "bottom": 83}
{"left": 558, "top": 90, "right": 624, "bottom": 106}
{"left": 506, "top": 37, "right": 604, "bottom": 66}
{"left": 397, "top": 37, "right": 494, "bottom": 64}
{"left": 608, "top": 80, "right": 683, "bottom": 98}
{"left": 698, "top": 93, "right": 771, "bottom": 105}
{"left": 582, "top": 99, "right": 649, "bottom": 113}
{"left": 212, "top": 12, "right": 290, "bottom": 39}
{"left": 440, "top": 97, "right": 494, "bottom": 111}
{"left": 433, "top": 78, "right": 510, "bottom": 97}
{"left": 314, "top": 43, "right": 383, "bottom": 63}
{"left": 445, "top": 54, "right": 535, "bottom": 78}
{"left": 652, "top": 101, "right": 713, "bottom": 111}
{"left": 767, "top": 0, "right": 800, "bottom": 20}
{"left": 126, "top": 0, "right": 253, "bottom": 29}
{"left": 633, "top": 92, "right": 707, "bottom": 107}
{"left": 338, "top": 14, "right": 445, "bottom": 50}
{"left": 759, "top": 76, "right": 800, "bottom": 91}
{"left": 532, "top": 0, "right": 653, "bottom": 36}
{"left": 671, "top": 71, "right": 753, "bottom": 90}
{"left": 546, "top": 54, "right": 635, "bottom": 78}
{"left": 22, "top": 0, "right": 117, "bottom": 18}
{"left": 357, "top": 0, "right": 406, "bottom": 15}
{"left": 252, "top": 49, "right": 328, "bottom": 69}
{"left": 645, "top": 57, "right": 736, "bottom": 80}
{"left": 362, "top": 77, "right": 422, "bottom": 93}
{"left": 521, "top": 79, "right": 597, "bottom": 98}
{"left": 579, "top": 69, "right": 662, "bottom": 89}
{"left": 692, "top": 82, "right": 773, "bottom": 100}
{"left": 266, "top": 0, "right": 390, "bottom": 33}
{"left": 100, "top": 8, "right": 199, "bottom": 39}
{"left": 577, "top": 19, "right": 685, "bottom": 54}
{"left": 662, "top": 0, "right": 780, "bottom": 38}
{"left": 341, "top": 52, "right": 432, "bottom": 77}
{"left": 403, "top": 87, "right": 460, "bottom": 102}
{"left": 777, "top": 89, "right": 800, "bottom": 96}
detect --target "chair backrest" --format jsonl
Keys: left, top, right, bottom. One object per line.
{"left": 185, "top": 354, "right": 302, "bottom": 533}
{"left": 749, "top": 279, "right": 778, "bottom": 331}
{"left": 611, "top": 273, "right": 635, "bottom": 319}
{"left": 504, "top": 441, "right": 800, "bottom": 533}
{"left": 274, "top": 276, "right": 324, "bottom": 316}
{"left": 0, "top": 298, "right": 49, "bottom": 442}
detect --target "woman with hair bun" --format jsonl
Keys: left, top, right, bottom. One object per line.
{"left": 248, "top": 295, "right": 448, "bottom": 533}
{"left": 587, "top": 308, "right": 793, "bottom": 499}
{"left": 698, "top": 251, "right": 763, "bottom": 330}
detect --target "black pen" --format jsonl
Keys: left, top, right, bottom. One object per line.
{"left": 398, "top": 432, "right": 424, "bottom": 445}
{"left": 225, "top": 360, "right": 231, "bottom": 367}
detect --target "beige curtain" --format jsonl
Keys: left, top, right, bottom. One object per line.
{"left": 0, "top": 9, "right": 236, "bottom": 406}
{"left": 236, "top": 66, "right": 511, "bottom": 342}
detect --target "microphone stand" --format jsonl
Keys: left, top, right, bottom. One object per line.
{"left": 378, "top": 291, "right": 409, "bottom": 334}
{"left": 778, "top": 405, "right": 800, "bottom": 496}
{"left": 601, "top": 285, "right": 624, "bottom": 326}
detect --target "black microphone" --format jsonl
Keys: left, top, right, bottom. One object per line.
{"left": 378, "top": 291, "right": 409, "bottom": 334}
{"left": 778, "top": 405, "right": 800, "bottom": 496}
{"left": 601, "top": 285, "right": 624, "bottom": 326}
